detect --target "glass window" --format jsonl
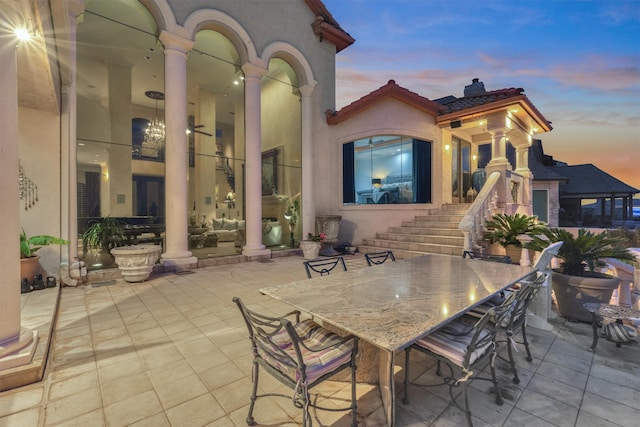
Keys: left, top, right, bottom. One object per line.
{"left": 343, "top": 136, "right": 431, "bottom": 204}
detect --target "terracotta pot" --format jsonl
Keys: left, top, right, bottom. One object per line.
{"left": 552, "top": 271, "right": 621, "bottom": 322}
{"left": 299, "top": 241, "right": 321, "bottom": 260}
{"left": 20, "top": 256, "right": 40, "bottom": 282}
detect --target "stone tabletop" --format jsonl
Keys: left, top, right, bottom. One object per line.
{"left": 260, "top": 254, "right": 534, "bottom": 352}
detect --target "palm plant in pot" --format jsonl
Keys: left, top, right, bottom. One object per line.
{"left": 527, "top": 228, "right": 636, "bottom": 322}
{"left": 482, "top": 213, "right": 547, "bottom": 261}
{"left": 82, "top": 217, "right": 126, "bottom": 269}
{"left": 20, "top": 229, "right": 69, "bottom": 282}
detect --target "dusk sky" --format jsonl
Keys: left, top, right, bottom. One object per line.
{"left": 322, "top": 0, "right": 640, "bottom": 190}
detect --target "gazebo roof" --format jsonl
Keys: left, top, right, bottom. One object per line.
{"left": 551, "top": 164, "right": 639, "bottom": 198}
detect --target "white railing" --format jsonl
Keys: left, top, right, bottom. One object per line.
{"left": 459, "top": 171, "right": 501, "bottom": 252}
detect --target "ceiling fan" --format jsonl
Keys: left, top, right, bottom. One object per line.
{"left": 187, "top": 123, "right": 213, "bottom": 137}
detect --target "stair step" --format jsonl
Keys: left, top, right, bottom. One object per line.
{"left": 403, "top": 220, "right": 461, "bottom": 228}
{"left": 361, "top": 239, "right": 463, "bottom": 255}
{"left": 358, "top": 244, "right": 462, "bottom": 258}
{"left": 376, "top": 233, "right": 464, "bottom": 246}
{"left": 388, "top": 227, "right": 461, "bottom": 236}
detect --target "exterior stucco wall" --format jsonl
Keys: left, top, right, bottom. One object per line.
{"left": 19, "top": 106, "right": 64, "bottom": 277}
{"left": 533, "top": 181, "right": 561, "bottom": 227}
{"left": 325, "top": 98, "right": 445, "bottom": 245}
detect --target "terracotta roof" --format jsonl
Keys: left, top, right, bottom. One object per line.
{"left": 552, "top": 164, "right": 639, "bottom": 197}
{"left": 326, "top": 80, "right": 444, "bottom": 124}
{"left": 437, "top": 87, "right": 525, "bottom": 113}
{"left": 305, "top": 0, "right": 355, "bottom": 52}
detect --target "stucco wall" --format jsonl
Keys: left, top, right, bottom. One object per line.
{"left": 19, "top": 106, "right": 64, "bottom": 277}
{"left": 326, "top": 98, "right": 445, "bottom": 245}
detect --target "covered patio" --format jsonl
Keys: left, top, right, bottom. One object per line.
{"left": 2, "top": 254, "right": 639, "bottom": 426}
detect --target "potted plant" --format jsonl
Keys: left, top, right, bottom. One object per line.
{"left": 82, "top": 217, "right": 126, "bottom": 269}
{"left": 527, "top": 228, "right": 637, "bottom": 322}
{"left": 300, "top": 232, "right": 325, "bottom": 260}
{"left": 20, "top": 229, "right": 69, "bottom": 283}
{"left": 482, "top": 213, "right": 547, "bottom": 261}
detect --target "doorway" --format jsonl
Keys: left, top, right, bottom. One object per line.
{"left": 451, "top": 138, "right": 471, "bottom": 203}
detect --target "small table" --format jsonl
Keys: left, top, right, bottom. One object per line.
{"left": 583, "top": 303, "right": 640, "bottom": 351}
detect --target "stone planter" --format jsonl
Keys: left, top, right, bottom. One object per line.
{"left": 299, "top": 241, "right": 321, "bottom": 260}
{"left": 111, "top": 245, "right": 161, "bottom": 282}
{"left": 552, "top": 271, "right": 621, "bottom": 322}
{"left": 315, "top": 215, "right": 341, "bottom": 256}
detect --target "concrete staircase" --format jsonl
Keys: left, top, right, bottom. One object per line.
{"left": 358, "top": 204, "right": 470, "bottom": 259}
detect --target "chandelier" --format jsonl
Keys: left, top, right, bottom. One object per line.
{"left": 19, "top": 161, "right": 38, "bottom": 210}
{"left": 141, "top": 90, "right": 165, "bottom": 157}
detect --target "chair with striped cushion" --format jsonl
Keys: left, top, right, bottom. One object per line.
{"left": 232, "top": 297, "right": 358, "bottom": 427}
{"left": 364, "top": 250, "right": 396, "bottom": 266}
{"left": 304, "top": 256, "right": 347, "bottom": 278}
{"left": 466, "top": 241, "right": 563, "bottom": 384}
{"left": 402, "top": 292, "right": 515, "bottom": 427}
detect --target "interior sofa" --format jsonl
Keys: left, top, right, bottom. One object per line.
{"left": 208, "top": 217, "right": 282, "bottom": 247}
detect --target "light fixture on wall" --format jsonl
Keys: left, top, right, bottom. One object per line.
{"left": 19, "top": 161, "right": 38, "bottom": 210}
{"left": 142, "top": 90, "right": 165, "bottom": 158}
{"left": 445, "top": 144, "right": 451, "bottom": 151}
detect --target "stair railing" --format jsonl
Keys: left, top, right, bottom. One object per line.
{"left": 458, "top": 171, "right": 501, "bottom": 253}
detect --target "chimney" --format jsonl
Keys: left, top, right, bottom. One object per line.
{"left": 464, "top": 78, "right": 486, "bottom": 97}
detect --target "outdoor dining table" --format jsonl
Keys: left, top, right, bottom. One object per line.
{"left": 260, "top": 253, "right": 535, "bottom": 427}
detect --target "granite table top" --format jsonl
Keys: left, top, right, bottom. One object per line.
{"left": 260, "top": 253, "right": 534, "bottom": 352}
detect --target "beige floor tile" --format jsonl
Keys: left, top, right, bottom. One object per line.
{"left": 0, "top": 407, "right": 40, "bottom": 427}
{"left": 165, "top": 393, "right": 226, "bottom": 426}
{"left": 103, "top": 389, "right": 163, "bottom": 427}
{"left": 515, "top": 389, "right": 578, "bottom": 427}
{"left": 211, "top": 379, "right": 253, "bottom": 414}
{"left": 47, "top": 409, "right": 105, "bottom": 427}
{"left": 154, "top": 374, "right": 209, "bottom": 409}
{"left": 0, "top": 385, "right": 43, "bottom": 417}
{"left": 199, "top": 360, "right": 246, "bottom": 391}
{"left": 44, "top": 386, "right": 102, "bottom": 426}
{"left": 101, "top": 371, "right": 154, "bottom": 406}
{"left": 48, "top": 369, "right": 99, "bottom": 400}
{"left": 127, "top": 412, "right": 171, "bottom": 427}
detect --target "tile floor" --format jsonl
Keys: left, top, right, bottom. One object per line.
{"left": 1, "top": 254, "right": 639, "bottom": 426}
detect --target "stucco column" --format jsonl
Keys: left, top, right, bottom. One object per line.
{"left": 241, "top": 62, "right": 270, "bottom": 256}
{"left": 159, "top": 31, "right": 197, "bottom": 267}
{"left": 107, "top": 62, "right": 133, "bottom": 216}
{"left": 299, "top": 84, "right": 316, "bottom": 238}
{"left": 60, "top": 0, "right": 85, "bottom": 271}
{"left": 485, "top": 129, "right": 510, "bottom": 209}
{"left": 0, "top": 27, "right": 37, "bottom": 370}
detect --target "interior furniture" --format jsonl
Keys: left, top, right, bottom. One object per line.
{"left": 260, "top": 254, "right": 534, "bottom": 426}
{"left": 232, "top": 297, "right": 358, "bottom": 427}
{"left": 357, "top": 174, "right": 413, "bottom": 204}
{"left": 583, "top": 303, "right": 640, "bottom": 351}
{"left": 402, "top": 290, "right": 516, "bottom": 427}
{"left": 303, "top": 256, "right": 347, "bottom": 278}
{"left": 365, "top": 250, "right": 396, "bottom": 266}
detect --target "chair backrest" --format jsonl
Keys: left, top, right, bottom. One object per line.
{"left": 232, "top": 296, "right": 303, "bottom": 374}
{"left": 463, "top": 250, "right": 511, "bottom": 264}
{"left": 365, "top": 250, "right": 396, "bottom": 266}
{"left": 503, "top": 272, "right": 546, "bottom": 331}
{"left": 532, "top": 241, "right": 563, "bottom": 271}
{"left": 304, "top": 256, "right": 347, "bottom": 278}
{"left": 462, "top": 292, "right": 515, "bottom": 367}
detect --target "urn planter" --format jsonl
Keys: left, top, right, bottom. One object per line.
{"left": 552, "top": 271, "right": 621, "bottom": 322}
{"left": 299, "top": 241, "right": 321, "bottom": 260}
{"left": 111, "top": 245, "right": 161, "bottom": 282}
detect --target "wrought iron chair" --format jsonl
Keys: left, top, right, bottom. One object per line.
{"left": 402, "top": 291, "right": 515, "bottom": 427}
{"left": 464, "top": 242, "right": 563, "bottom": 384}
{"left": 463, "top": 250, "right": 511, "bottom": 264}
{"left": 364, "top": 250, "right": 396, "bottom": 266}
{"left": 304, "top": 256, "right": 347, "bottom": 278}
{"left": 233, "top": 297, "right": 358, "bottom": 427}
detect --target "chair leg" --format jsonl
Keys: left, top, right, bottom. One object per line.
{"left": 402, "top": 348, "right": 411, "bottom": 404}
{"left": 506, "top": 331, "right": 520, "bottom": 384}
{"left": 490, "top": 352, "right": 504, "bottom": 406}
{"left": 461, "top": 381, "right": 473, "bottom": 427}
{"left": 350, "top": 363, "right": 358, "bottom": 427}
{"left": 247, "top": 361, "right": 259, "bottom": 426}
{"left": 522, "top": 323, "right": 533, "bottom": 362}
